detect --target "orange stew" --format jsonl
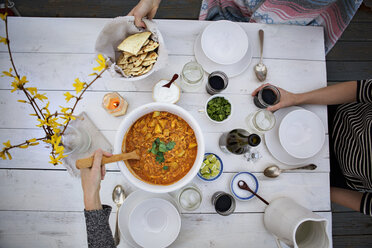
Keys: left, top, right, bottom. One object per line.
{"left": 123, "top": 111, "right": 198, "bottom": 185}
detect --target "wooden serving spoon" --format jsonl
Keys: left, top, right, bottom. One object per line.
{"left": 162, "top": 74, "right": 179, "bottom": 88}
{"left": 238, "top": 180, "right": 269, "bottom": 205}
{"left": 76, "top": 150, "right": 140, "bottom": 169}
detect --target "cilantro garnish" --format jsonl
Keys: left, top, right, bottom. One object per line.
{"left": 149, "top": 138, "right": 176, "bottom": 165}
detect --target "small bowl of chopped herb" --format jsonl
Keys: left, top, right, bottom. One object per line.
{"left": 197, "top": 153, "right": 223, "bottom": 181}
{"left": 205, "top": 94, "right": 233, "bottom": 123}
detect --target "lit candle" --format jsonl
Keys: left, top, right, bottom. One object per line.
{"left": 102, "top": 92, "right": 128, "bottom": 117}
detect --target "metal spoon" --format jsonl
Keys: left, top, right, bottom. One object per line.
{"left": 264, "top": 164, "right": 317, "bottom": 178}
{"left": 238, "top": 180, "right": 269, "bottom": 205}
{"left": 112, "top": 185, "right": 126, "bottom": 246}
{"left": 254, "top": 29, "right": 267, "bottom": 82}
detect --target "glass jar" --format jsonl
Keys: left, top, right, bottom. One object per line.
{"left": 245, "top": 109, "right": 276, "bottom": 134}
{"left": 180, "top": 61, "right": 204, "bottom": 92}
{"left": 253, "top": 85, "right": 281, "bottom": 109}
{"left": 62, "top": 125, "right": 91, "bottom": 155}
{"left": 177, "top": 184, "right": 202, "bottom": 211}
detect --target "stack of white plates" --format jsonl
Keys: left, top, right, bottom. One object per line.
{"left": 264, "top": 106, "right": 325, "bottom": 165}
{"left": 194, "top": 20, "right": 252, "bottom": 78}
{"left": 119, "top": 190, "right": 181, "bottom": 248}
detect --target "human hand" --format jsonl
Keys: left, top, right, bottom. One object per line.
{"left": 81, "top": 149, "right": 113, "bottom": 210}
{"left": 251, "top": 83, "right": 299, "bottom": 111}
{"left": 127, "top": 0, "right": 161, "bottom": 28}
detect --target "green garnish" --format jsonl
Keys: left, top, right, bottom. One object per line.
{"left": 149, "top": 138, "right": 176, "bottom": 164}
{"left": 207, "top": 97, "right": 231, "bottom": 122}
{"left": 163, "top": 166, "right": 169, "bottom": 170}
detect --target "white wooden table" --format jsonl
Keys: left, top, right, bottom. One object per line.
{"left": 0, "top": 17, "right": 332, "bottom": 247}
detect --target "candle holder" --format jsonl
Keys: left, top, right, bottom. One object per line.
{"left": 102, "top": 92, "right": 128, "bottom": 117}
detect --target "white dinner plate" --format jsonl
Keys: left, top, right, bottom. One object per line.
{"left": 201, "top": 20, "right": 248, "bottom": 65}
{"left": 264, "top": 106, "right": 315, "bottom": 165}
{"left": 129, "top": 198, "right": 181, "bottom": 248}
{"left": 279, "top": 109, "right": 325, "bottom": 159}
{"left": 194, "top": 32, "right": 252, "bottom": 78}
{"left": 118, "top": 190, "right": 179, "bottom": 248}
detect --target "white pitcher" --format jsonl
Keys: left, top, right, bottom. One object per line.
{"left": 264, "top": 197, "right": 330, "bottom": 248}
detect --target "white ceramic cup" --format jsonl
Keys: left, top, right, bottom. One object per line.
{"left": 264, "top": 197, "right": 330, "bottom": 248}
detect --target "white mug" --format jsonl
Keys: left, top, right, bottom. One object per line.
{"left": 264, "top": 197, "right": 330, "bottom": 248}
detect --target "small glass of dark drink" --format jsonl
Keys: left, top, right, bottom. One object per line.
{"left": 206, "top": 71, "right": 228, "bottom": 95}
{"left": 211, "top": 191, "right": 236, "bottom": 216}
{"left": 253, "top": 85, "right": 281, "bottom": 109}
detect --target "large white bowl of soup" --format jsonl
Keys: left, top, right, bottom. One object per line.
{"left": 114, "top": 102, "right": 205, "bottom": 193}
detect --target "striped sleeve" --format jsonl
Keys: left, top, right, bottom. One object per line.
{"left": 356, "top": 79, "right": 372, "bottom": 103}
{"left": 360, "top": 192, "right": 371, "bottom": 216}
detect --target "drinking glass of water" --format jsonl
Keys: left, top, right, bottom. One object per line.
{"left": 245, "top": 109, "right": 276, "bottom": 134}
{"left": 180, "top": 61, "right": 204, "bottom": 92}
{"left": 177, "top": 184, "right": 202, "bottom": 211}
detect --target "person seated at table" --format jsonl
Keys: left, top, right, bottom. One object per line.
{"left": 127, "top": 0, "right": 363, "bottom": 54}
{"left": 81, "top": 149, "right": 116, "bottom": 248}
{"left": 252, "top": 79, "right": 371, "bottom": 216}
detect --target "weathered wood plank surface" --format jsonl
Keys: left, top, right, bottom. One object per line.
{"left": 0, "top": 7, "right": 338, "bottom": 247}
{"left": 13, "top": 0, "right": 202, "bottom": 19}
{"left": 333, "top": 235, "right": 372, "bottom": 248}
{"left": 332, "top": 212, "right": 372, "bottom": 236}
{"left": 326, "top": 42, "right": 372, "bottom": 61}
{"left": 0, "top": 91, "right": 329, "bottom": 134}
{"left": 0, "top": 17, "right": 325, "bottom": 61}
{"left": 326, "top": 61, "right": 372, "bottom": 82}
{"left": 0, "top": 210, "right": 332, "bottom": 248}
{"left": 0, "top": 54, "right": 327, "bottom": 92}
{"left": 0, "top": 129, "right": 330, "bottom": 172}
{"left": 0, "top": 170, "right": 331, "bottom": 212}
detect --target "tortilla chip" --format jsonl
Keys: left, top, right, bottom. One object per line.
{"left": 117, "top": 31, "right": 152, "bottom": 55}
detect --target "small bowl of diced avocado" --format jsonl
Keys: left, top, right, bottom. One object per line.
{"left": 197, "top": 153, "right": 223, "bottom": 181}
{"left": 205, "top": 94, "right": 233, "bottom": 123}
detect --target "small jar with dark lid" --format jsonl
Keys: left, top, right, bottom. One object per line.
{"left": 254, "top": 85, "right": 281, "bottom": 109}
{"left": 206, "top": 71, "right": 228, "bottom": 95}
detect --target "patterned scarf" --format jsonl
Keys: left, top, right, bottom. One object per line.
{"left": 199, "top": 0, "right": 363, "bottom": 54}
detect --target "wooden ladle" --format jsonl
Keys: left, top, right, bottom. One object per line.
{"left": 238, "top": 180, "right": 269, "bottom": 205}
{"left": 76, "top": 150, "right": 140, "bottom": 169}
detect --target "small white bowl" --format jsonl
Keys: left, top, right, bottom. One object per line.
{"left": 205, "top": 94, "right": 233, "bottom": 124}
{"left": 128, "top": 198, "right": 181, "bottom": 248}
{"left": 279, "top": 109, "right": 325, "bottom": 159}
{"left": 201, "top": 20, "right": 248, "bottom": 65}
{"left": 152, "top": 79, "right": 181, "bottom": 104}
{"left": 230, "top": 172, "right": 259, "bottom": 201}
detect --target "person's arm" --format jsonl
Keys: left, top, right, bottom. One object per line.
{"left": 330, "top": 187, "right": 363, "bottom": 212}
{"left": 81, "top": 149, "right": 116, "bottom": 248}
{"left": 252, "top": 81, "right": 357, "bottom": 111}
{"left": 127, "top": 0, "right": 161, "bottom": 28}
{"left": 331, "top": 187, "right": 371, "bottom": 216}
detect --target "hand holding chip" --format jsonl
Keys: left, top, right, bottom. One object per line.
{"left": 127, "top": 0, "right": 161, "bottom": 28}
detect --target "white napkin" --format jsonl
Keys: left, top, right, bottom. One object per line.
{"left": 62, "top": 112, "right": 112, "bottom": 177}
